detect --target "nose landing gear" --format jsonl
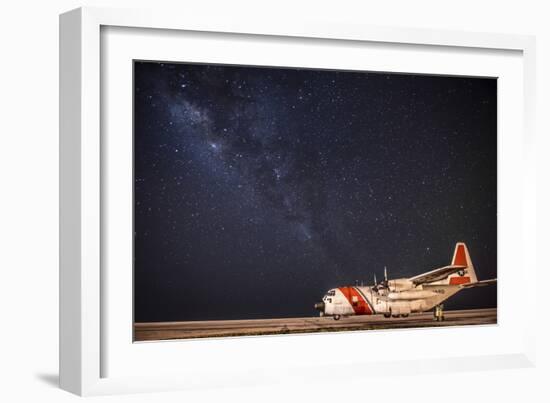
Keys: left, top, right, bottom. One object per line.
{"left": 333, "top": 315, "right": 341, "bottom": 320}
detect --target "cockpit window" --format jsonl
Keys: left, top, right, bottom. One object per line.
{"left": 327, "top": 290, "right": 335, "bottom": 296}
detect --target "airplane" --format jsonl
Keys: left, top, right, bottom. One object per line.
{"left": 314, "top": 242, "right": 496, "bottom": 320}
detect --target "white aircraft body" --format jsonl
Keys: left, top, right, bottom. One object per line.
{"left": 314, "top": 242, "right": 496, "bottom": 320}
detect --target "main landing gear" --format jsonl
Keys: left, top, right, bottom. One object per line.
{"left": 433, "top": 304, "right": 445, "bottom": 322}
{"left": 383, "top": 309, "right": 410, "bottom": 319}
{"left": 333, "top": 315, "right": 341, "bottom": 321}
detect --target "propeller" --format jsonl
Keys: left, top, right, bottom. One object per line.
{"left": 384, "top": 266, "right": 388, "bottom": 282}
{"left": 373, "top": 273, "right": 377, "bottom": 285}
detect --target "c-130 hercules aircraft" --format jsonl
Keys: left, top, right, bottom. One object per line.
{"left": 314, "top": 242, "right": 496, "bottom": 320}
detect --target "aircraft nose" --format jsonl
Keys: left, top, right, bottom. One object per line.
{"left": 314, "top": 302, "right": 325, "bottom": 312}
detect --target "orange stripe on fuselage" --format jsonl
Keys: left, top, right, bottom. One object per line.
{"left": 338, "top": 287, "right": 373, "bottom": 315}
{"left": 449, "top": 276, "right": 471, "bottom": 285}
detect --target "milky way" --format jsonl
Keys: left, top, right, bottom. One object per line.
{"left": 134, "top": 61, "right": 497, "bottom": 322}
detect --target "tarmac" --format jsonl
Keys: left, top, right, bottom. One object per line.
{"left": 134, "top": 308, "right": 497, "bottom": 341}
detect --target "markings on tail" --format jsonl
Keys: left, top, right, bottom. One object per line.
{"left": 449, "top": 276, "right": 471, "bottom": 285}
{"left": 449, "top": 242, "right": 477, "bottom": 284}
{"left": 452, "top": 243, "right": 467, "bottom": 266}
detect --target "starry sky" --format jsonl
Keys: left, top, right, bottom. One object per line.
{"left": 133, "top": 61, "right": 497, "bottom": 323}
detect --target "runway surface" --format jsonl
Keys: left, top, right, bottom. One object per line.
{"left": 134, "top": 308, "right": 496, "bottom": 341}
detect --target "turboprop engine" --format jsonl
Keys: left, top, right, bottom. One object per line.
{"left": 387, "top": 289, "right": 440, "bottom": 300}
{"left": 386, "top": 278, "right": 415, "bottom": 292}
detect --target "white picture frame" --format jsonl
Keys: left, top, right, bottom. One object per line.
{"left": 60, "top": 6, "right": 537, "bottom": 396}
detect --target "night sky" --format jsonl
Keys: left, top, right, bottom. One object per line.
{"left": 134, "top": 61, "right": 497, "bottom": 323}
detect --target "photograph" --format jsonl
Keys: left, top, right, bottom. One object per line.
{"left": 132, "top": 61, "right": 497, "bottom": 341}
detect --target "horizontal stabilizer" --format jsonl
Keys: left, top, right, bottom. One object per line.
{"left": 409, "top": 265, "right": 467, "bottom": 285}
{"left": 460, "top": 278, "right": 497, "bottom": 289}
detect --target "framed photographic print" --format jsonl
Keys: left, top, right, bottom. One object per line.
{"left": 60, "top": 6, "right": 537, "bottom": 396}
{"left": 132, "top": 61, "right": 498, "bottom": 342}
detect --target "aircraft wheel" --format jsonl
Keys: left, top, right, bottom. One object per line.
{"left": 333, "top": 315, "right": 341, "bottom": 321}
{"left": 401, "top": 314, "right": 409, "bottom": 318}
{"left": 383, "top": 313, "right": 391, "bottom": 318}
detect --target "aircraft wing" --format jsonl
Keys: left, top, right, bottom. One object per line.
{"left": 460, "top": 278, "right": 497, "bottom": 288}
{"left": 409, "top": 265, "right": 467, "bottom": 285}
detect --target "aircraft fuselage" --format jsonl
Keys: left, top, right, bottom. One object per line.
{"left": 317, "top": 283, "right": 462, "bottom": 318}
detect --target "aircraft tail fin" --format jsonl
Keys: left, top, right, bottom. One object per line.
{"left": 447, "top": 242, "right": 478, "bottom": 285}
